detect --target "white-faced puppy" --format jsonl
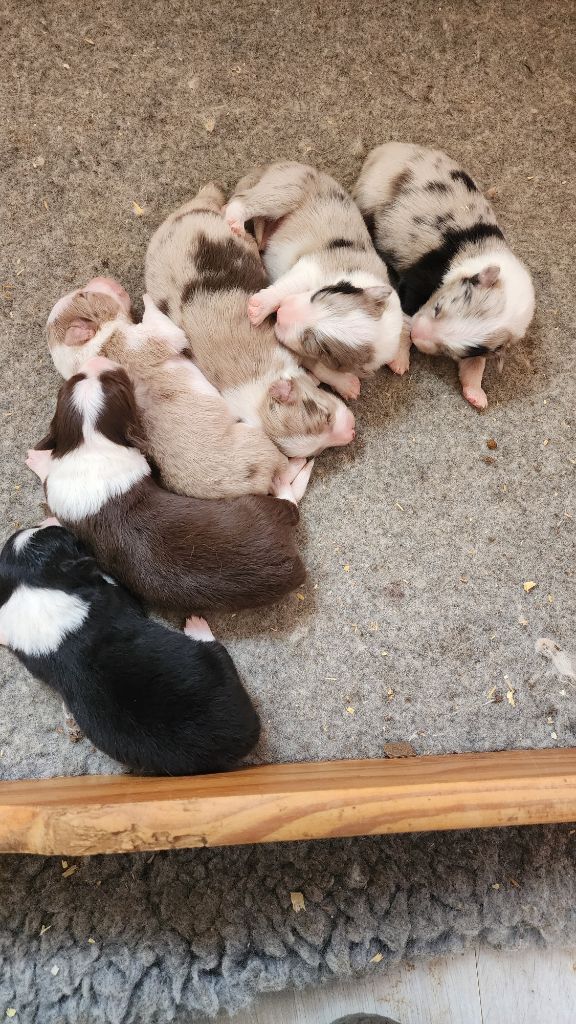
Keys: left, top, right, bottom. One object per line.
{"left": 224, "top": 161, "right": 403, "bottom": 392}
{"left": 353, "top": 142, "right": 536, "bottom": 409}
{"left": 47, "top": 280, "right": 289, "bottom": 499}
{"left": 145, "top": 184, "right": 356, "bottom": 457}
{"left": 0, "top": 522, "right": 260, "bottom": 775}
{"left": 26, "top": 357, "right": 311, "bottom": 615}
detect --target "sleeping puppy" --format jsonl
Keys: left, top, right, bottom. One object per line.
{"left": 26, "top": 357, "right": 311, "bottom": 616}
{"left": 47, "top": 279, "right": 289, "bottom": 500}
{"left": 353, "top": 142, "right": 536, "bottom": 409}
{"left": 0, "top": 521, "right": 260, "bottom": 775}
{"left": 224, "top": 161, "right": 403, "bottom": 391}
{"left": 145, "top": 184, "right": 356, "bottom": 457}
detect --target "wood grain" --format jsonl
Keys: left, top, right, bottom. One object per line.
{"left": 2, "top": 748, "right": 576, "bottom": 856}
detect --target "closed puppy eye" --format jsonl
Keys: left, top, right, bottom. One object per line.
{"left": 434, "top": 302, "right": 441, "bottom": 317}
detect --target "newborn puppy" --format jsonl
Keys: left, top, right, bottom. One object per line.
{"left": 26, "top": 358, "right": 310, "bottom": 616}
{"left": 47, "top": 280, "right": 288, "bottom": 499}
{"left": 224, "top": 161, "right": 403, "bottom": 391}
{"left": 353, "top": 142, "right": 536, "bottom": 409}
{"left": 145, "top": 184, "right": 355, "bottom": 458}
{"left": 0, "top": 522, "right": 260, "bottom": 775}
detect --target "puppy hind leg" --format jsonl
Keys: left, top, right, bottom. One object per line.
{"left": 184, "top": 616, "right": 215, "bottom": 642}
{"left": 225, "top": 162, "right": 316, "bottom": 236}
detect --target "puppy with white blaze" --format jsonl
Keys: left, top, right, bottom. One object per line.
{"left": 224, "top": 161, "right": 403, "bottom": 397}
{"left": 353, "top": 142, "right": 536, "bottom": 409}
{"left": 0, "top": 522, "right": 260, "bottom": 775}
{"left": 26, "top": 357, "right": 309, "bottom": 616}
{"left": 146, "top": 184, "right": 355, "bottom": 459}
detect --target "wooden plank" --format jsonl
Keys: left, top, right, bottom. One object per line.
{"left": 1, "top": 748, "right": 576, "bottom": 856}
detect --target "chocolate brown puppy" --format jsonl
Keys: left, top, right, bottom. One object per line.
{"left": 26, "top": 358, "right": 309, "bottom": 616}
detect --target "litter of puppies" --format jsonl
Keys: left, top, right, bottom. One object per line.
{"left": 0, "top": 145, "right": 537, "bottom": 776}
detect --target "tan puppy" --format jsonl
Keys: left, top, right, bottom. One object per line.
{"left": 224, "top": 161, "right": 403, "bottom": 392}
{"left": 145, "top": 184, "right": 356, "bottom": 459}
{"left": 47, "top": 279, "right": 290, "bottom": 499}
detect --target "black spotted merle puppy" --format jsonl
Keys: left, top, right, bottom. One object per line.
{"left": 354, "top": 142, "right": 535, "bottom": 409}
{"left": 0, "top": 521, "right": 260, "bottom": 775}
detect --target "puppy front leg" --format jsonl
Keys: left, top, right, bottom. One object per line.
{"left": 26, "top": 448, "right": 53, "bottom": 483}
{"left": 248, "top": 264, "right": 316, "bottom": 326}
{"left": 459, "top": 356, "right": 488, "bottom": 410}
{"left": 388, "top": 319, "right": 412, "bottom": 376}
{"left": 300, "top": 357, "right": 361, "bottom": 401}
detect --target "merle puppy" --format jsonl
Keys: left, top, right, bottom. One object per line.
{"left": 354, "top": 143, "right": 535, "bottom": 408}
{"left": 0, "top": 521, "right": 260, "bottom": 775}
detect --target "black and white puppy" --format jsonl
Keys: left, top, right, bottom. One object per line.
{"left": 354, "top": 143, "right": 535, "bottom": 409}
{"left": 0, "top": 522, "right": 261, "bottom": 775}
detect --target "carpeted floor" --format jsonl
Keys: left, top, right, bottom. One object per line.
{"left": 1, "top": 0, "right": 575, "bottom": 1019}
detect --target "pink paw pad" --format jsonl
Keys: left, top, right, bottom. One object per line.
{"left": 463, "top": 386, "right": 488, "bottom": 410}
{"left": 247, "top": 293, "right": 269, "bottom": 326}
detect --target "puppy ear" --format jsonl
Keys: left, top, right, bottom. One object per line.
{"left": 362, "top": 284, "right": 393, "bottom": 316}
{"left": 478, "top": 265, "right": 500, "bottom": 288}
{"left": 268, "top": 379, "right": 297, "bottom": 404}
{"left": 34, "top": 426, "right": 56, "bottom": 450}
{"left": 64, "top": 317, "right": 98, "bottom": 346}
{"left": 364, "top": 284, "right": 392, "bottom": 303}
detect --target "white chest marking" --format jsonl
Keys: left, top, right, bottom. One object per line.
{"left": 45, "top": 441, "right": 151, "bottom": 521}
{"left": 0, "top": 585, "right": 89, "bottom": 656}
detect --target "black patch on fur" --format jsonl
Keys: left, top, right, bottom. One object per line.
{"left": 389, "top": 169, "right": 413, "bottom": 198}
{"left": 394, "top": 223, "right": 505, "bottom": 315}
{"left": 362, "top": 211, "right": 376, "bottom": 240}
{"left": 425, "top": 180, "right": 449, "bottom": 194}
{"left": 181, "top": 233, "right": 266, "bottom": 304}
{"left": 311, "top": 280, "right": 363, "bottom": 301}
{"left": 462, "top": 344, "right": 491, "bottom": 358}
{"left": 450, "top": 169, "right": 478, "bottom": 192}
{"left": 156, "top": 298, "right": 169, "bottom": 316}
{"left": 326, "top": 238, "right": 356, "bottom": 250}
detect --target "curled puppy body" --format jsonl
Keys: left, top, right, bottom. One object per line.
{"left": 47, "top": 282, "right": 287, "bottom": 499}
{"left": 0, "top": 522, "right": 260, "bottom": 775}
{"left": 353, "top": 142, "right": 536, "bottom": 409}
{"left": 145, "top": 184, "right": 356, "bottom": 458}
{"left": 224, "top": 161, "right": 403, "bottom": 386}
{"left": 27, "top": 358, "right": 309, "bottom": 616}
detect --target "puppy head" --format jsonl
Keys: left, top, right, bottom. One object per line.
{"left": 0, "top": 523, "right": 91, "bottom": 590}
{"left": 260, "top": 374, "right": 355, "bottom": 457}
{"left": 47, "top": 278, "right": 133, "bottom": 379}
{"left": 409, "top": 252, "right": 535, "bottom": 361}
{"left": 275, "top": 281, "right": 394, "bottom": 369}
{"left": 36, "top": 358, "right": 147, "bottom": 457}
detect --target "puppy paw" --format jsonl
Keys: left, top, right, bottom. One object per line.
{"left": 462, "top": 385, "right": 488, "bottom": 410}
{"left": 388, "top": 353, "right": 410, "bottom": 376}
{"left": 248, "top": 291, "right": 274, "bottom": 326}
{"left": 224, "top": 200, "right": 247, "bottom": 237}
{"left": 184, "top": 615, "right": 215, "bottom": 642}
{"left": 337, "top": 373, "right": 361, "bottom": 401}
